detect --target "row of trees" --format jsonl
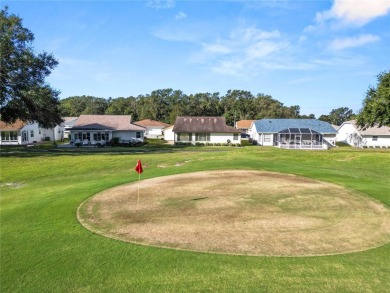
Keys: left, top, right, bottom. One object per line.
{"left": 59, "top": 90, "right": 308, "bottom": 125}
{"left": 1, "top": 6, "right": 389, "bottom": 129}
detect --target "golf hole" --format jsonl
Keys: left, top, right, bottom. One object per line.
{"left": 78, "top": 170, "right": 390, "bottom": 256}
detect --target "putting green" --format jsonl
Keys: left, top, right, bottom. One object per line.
{"left": 78, "top": 170, "right": 390, "bottom": 256}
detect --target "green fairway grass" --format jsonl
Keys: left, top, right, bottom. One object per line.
{"left": 1, "top": 145, "right": 389, "bottom": 292}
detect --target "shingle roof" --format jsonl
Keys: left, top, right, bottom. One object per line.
{"left": 236, "top": 120, "right": 255, "bottom": 129}
{"left": 253, "top": 119, "right": 337, "bottom": 134}
{"left": 0, "top": 119, "right": 26, "bottom": 130}
{"left": 134, "top": 119, "right": 170, "bottom": 128}
{"left": 72, "top": 115, "right": 145, "bottom": 131}
{"left": 173, "top": 116, "right": 240, "bottom": 133}
{"left": 346, "top": 120, "right": 390, "bottom": 136}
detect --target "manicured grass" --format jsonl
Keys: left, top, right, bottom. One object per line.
{"left": 1, "top": 146, "right": 389, "bottom": 292}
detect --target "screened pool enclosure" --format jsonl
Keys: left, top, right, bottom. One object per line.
{"left": 276, "top": 128, "right": 323, "bottom": 149}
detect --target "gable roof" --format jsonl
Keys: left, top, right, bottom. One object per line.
{"left": 0, "top": 119, "right": 26, "bottom": 131}
{"left": 253, "top": 119, "right": 337, "bottom": 134}
{"left": 134, "top": 119, "right": 170, "bottom": 128}
{"left": 173, "top": 116, "right": 239, "bottom": 133}
{"left": 342, "top": 120, "right": 390, "bottom": 136}
{"left": 236, "top": 120, "right": 255, "bottom": 129}
{"left": 72, "top": 115, "right": 145, "bottom": 131}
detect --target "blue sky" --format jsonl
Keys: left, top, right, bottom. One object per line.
{"left": 4, "top": 0, "right": 390, "bottom": 117}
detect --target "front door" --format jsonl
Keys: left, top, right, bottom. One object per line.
{"left": 22, "top": 131, "right": 28, "bottom": 143}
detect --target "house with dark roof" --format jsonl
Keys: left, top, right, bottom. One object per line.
{"left": 250, "top": 119, "right": 337, "bottom": 149}
{"left": 172, "top": 116, "right": 241, "bottom": 145}
{"left": 337, "top": 120, "right": 390, "bottom": 148}
{"left": 134, "top": 119, "right": 170, "bottom": 138}
{"left": 69, "top": 115, "right": 146, "bottom": 146}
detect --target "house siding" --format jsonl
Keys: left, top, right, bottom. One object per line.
{"left": 145, "top": 126, "right": 164, "bottom": 138}
{"left": 163, "top": 127, "right": 174, "bottom": 141}
{"left": 113, "top": 131, "right": 144, "bottom": 142}
{"left": 363, "top": 135, "right": 390, "bottom": 147}
{"left": 175, "top": 132, "right": 241, "bottom": 144}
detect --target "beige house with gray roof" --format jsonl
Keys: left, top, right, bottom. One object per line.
{"left": 134, "top": 119, "right": 170, "bottom": 138}
{"left": 337, "top": 120, "right": 390, "bottom": 148}
{"left": 69, "top": 115, "right": 146, "bottom": 146}
{"left": 173, "top": 116, "right": 241, "bottom": 145}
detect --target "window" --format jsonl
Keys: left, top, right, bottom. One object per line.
{"left": 82, "top": 132, "right": 90, "bottom": 140}
{"left": 30, "top": 130, "right": 34, "bottom": 138}
{"left": 39, "top": 129, "right": 41, "bottom": 134}
{"left": 178, "top": 133, "right": 192, "bottom": 142}
{"left": 136, "top": 132, "right": 141, "bottom": 138}
{"left": 1, "top": 131, "right": 18, "bottom": 141}
{"left": 372, "top": 136, "right": 378, "bottom": 141}
{"left": 233, "top": 133, "right": 239, "bottom": 141}
{"left": 264, "top": 134, "right": 272, "bottom": 142}
{"left": 74, "top": 132, "right": 82, "bottom": 140}
{"left": 195, "top": 133, "right": 210, "bottom": 141}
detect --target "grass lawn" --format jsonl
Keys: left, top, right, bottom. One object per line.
{"left": 1, "top": 145, "right": 389, "bottom": 292}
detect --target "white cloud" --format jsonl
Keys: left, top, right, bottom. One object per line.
{"left": 328, "top": 34, "right": 380, "bottom": 50}
{"left": 317, "top": 0, "right": 390, "bottom": 26}
{"left": 230, "top": 26, "right": 280, "bottom": 42}
{"left": 246, "top": 41, "right": 286, "bottom": 59}
{"left": 175, "top": 11, "right": 187, "bottom": 20}
{"left": 199, "top": 26, "right": 286, "bottom": 75}
{"left": 202, "top": 43, "right": 232, "bottom": 54}
{"left": 146, "top": 0, "right": 174, "bottom": 10}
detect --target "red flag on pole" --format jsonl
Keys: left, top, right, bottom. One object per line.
{"left": 135, "top": 160, "right": 143, "bottom": 174}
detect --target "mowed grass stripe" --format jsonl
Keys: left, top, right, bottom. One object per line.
{"left": 1, "top": 146, "right": 389, "bottom": 292}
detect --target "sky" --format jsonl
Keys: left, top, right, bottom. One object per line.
{"left": 3, "top": 0, "right": 390, "bottom": 117}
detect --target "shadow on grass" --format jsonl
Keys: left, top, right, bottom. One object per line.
{"left": 0, "top": 144, "right": 235, "bottom": 158}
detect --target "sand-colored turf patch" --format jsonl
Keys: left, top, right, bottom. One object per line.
{"left": 78, "top": 170, "right": 390, "bottom": 256}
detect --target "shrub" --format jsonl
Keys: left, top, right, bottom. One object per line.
{"left": 110, "top": 137, "right": 120, "bottom": 146}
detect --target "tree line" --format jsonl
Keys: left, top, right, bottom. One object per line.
{"left": 59, "top": 89, "right": 312, "bottom": 126}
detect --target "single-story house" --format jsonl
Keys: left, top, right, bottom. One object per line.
{"left": 250, "top": 119, "right": 337, "bottom": 149}
{"left": 235, "top": 120, "right": 255, "bottom": 138}
{"left": 134, "top": 119, "right": 170, "bottom": 138}
{"left": 0, "top": 119, "right": 64, "bottom": 145}
{"left": 163, "top": 125, "right": 174, "bottom": 142}
{"left": 172, "top": 116, "right": 241, "bottom": 144}
{"left": 337, "top": 120, "right": 390, "bottom": 148}
{"left": 69, "top": 115, "right": 146, "bottom": 146}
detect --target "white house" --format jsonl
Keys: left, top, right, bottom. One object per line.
{"left": 69, "top": 115, "right": 146, "bottom": 146}
{"left": 250, "top": 119, "right": 337, "bottom": 149}
{"left": 0, "top": 120, "right": 62, "bottom": 145}
{"left": 172, "top": 116, "right": 241, "bottom": 145}
{"left": 337, "top": 120, "right": 390, "bottom": 148}
{"left": 235, "top": 120, "right": 255, "bottom": 138}
{"left": 134, "top": 119, "right": 170, "bottom": 138}
{"left": 163, "top": 125, "right": 174, "bottom": 142}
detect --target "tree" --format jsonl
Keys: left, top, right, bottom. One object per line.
{"left": 105, "top": 96, "right": 138, "bottom": 118}
{"left": 0, "top": 7, "right": 62, "bottom": 128}
{"left": 319, "top": 107, "right": 353, "bottom": 125}
{"left": 357, "top": 70, "right": 390, "bottom": 128}
{"left": 59, "top": 95, "right": 109, "bottom": 116}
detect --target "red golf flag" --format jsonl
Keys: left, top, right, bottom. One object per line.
{"left": 135, "top": 160, "right": 143, "bottom": 174}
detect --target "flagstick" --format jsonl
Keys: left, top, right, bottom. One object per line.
{"left": 137, "top": 172, "right": 140, "bottom": 208}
